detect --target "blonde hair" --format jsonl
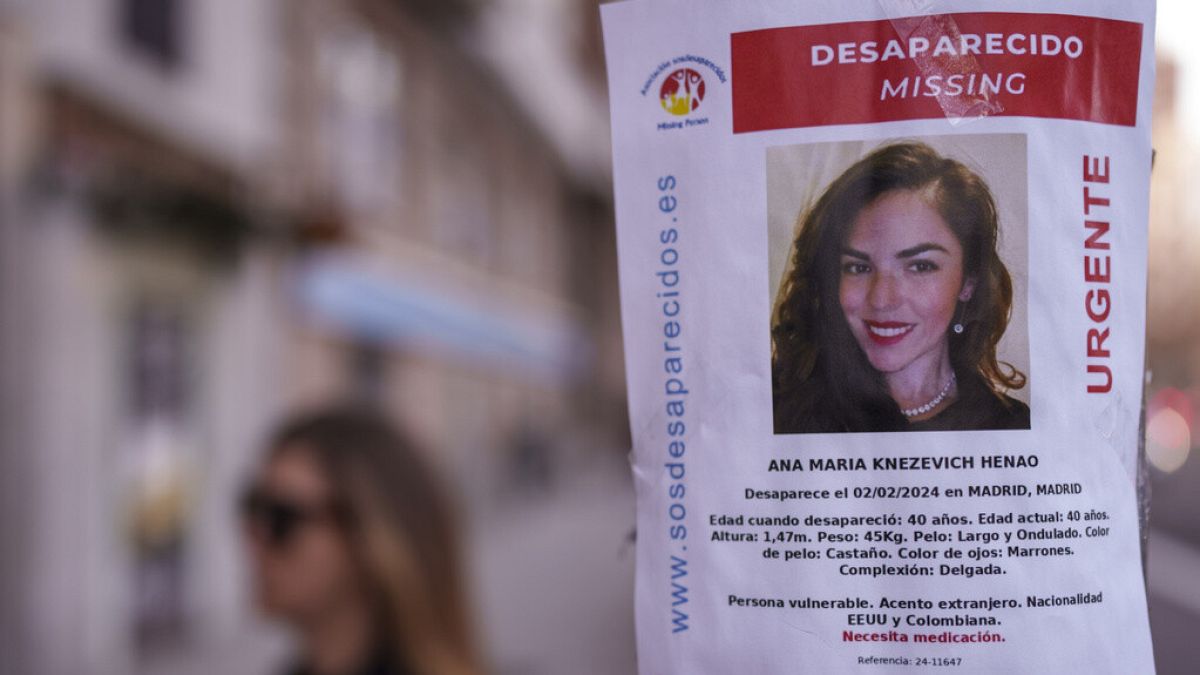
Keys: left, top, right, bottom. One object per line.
{"left": 269, "top": 407, "right": 480, "bottom": 675}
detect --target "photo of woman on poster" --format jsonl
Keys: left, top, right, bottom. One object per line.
{"left": 771, "top": 141, "right": 1029, "bottom": 434}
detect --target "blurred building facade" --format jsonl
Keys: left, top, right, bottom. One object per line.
{"left": 1145, "top": 52, "right": 1200, "bottom": 675}
{"left": 0, "top": 1, "right": 623, "bottom": 673}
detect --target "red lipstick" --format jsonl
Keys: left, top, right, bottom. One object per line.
{"left": 863, "top": 320, "right": 914, "bottom": 346}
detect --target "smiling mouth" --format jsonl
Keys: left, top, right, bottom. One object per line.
{"left": 864, "top": 320, "right": 914, "bottom": 345}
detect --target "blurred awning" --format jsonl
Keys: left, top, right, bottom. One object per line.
{"left": 296, "top": 253, "right": 590, "bottom": 382}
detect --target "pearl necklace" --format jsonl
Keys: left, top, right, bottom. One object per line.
{"left": 901, "top": 373, "right": 956, "bottom": 418}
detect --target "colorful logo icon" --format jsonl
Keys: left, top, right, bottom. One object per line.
{"left": 660, "top": 68, "right": 705, "bottom": 116}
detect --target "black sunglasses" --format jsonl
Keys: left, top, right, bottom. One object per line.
{"left": 239, "top": 486, "right": 344, "bottom": 548}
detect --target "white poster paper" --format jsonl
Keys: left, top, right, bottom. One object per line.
{"left": 602, "top": 1, "right": 1157, "bottom": 672}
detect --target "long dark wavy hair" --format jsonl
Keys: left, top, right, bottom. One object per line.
{"left": 771, "top": 141, "right": 1025, "bottom": 433}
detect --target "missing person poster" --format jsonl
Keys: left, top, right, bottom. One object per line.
{"left": 601, "top": 1, "right": 1157, "bottom": 672}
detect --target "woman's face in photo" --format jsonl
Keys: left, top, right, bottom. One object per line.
{"left": 838, "top": 189, "right": 973, "bottom": 377}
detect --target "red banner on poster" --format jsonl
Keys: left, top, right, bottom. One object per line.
{"left": 731, "top": 13, "right": 1143, "bottom": 133}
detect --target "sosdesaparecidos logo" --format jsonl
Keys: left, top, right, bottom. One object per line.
{"left": 641, "top": 55, "right": 727, "bottom": 131}
{"left": 660, "top": 68, "right": 705, "bottom": 115}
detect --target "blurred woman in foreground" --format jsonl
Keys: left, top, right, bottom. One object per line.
{"left": 240, "top": 406, "right": 479, "bottom": 675}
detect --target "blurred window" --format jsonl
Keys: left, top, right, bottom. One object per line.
{"left": 121, "top": 0, "right": 185, "bottom": 70}
{"left": 318, "top": 23, "right": 403, "bottom": 217}
{"left": 124, "top": 300, "right": 196, "bottom": 649}
{"left": 349, "top": 342, "right": 389, "bottom": 403}
{"left": 431, "top": 140, "right": 495, "bottom": 266}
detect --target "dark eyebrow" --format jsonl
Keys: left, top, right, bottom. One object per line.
{"left": 840, "top": 247, "right": 869, "bottom": 260}
{"left": 896, "top": 243, "right": 949, "bottom": 258}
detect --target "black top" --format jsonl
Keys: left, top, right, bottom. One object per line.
{"left": 905, "top": 372, "right": 1030, "bottom": 432}
{"left": 285, "top": 647, "right": 410, "bottom": 675}
{"left": 773, "top": 369, "right": 1029, "bottom": 433}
